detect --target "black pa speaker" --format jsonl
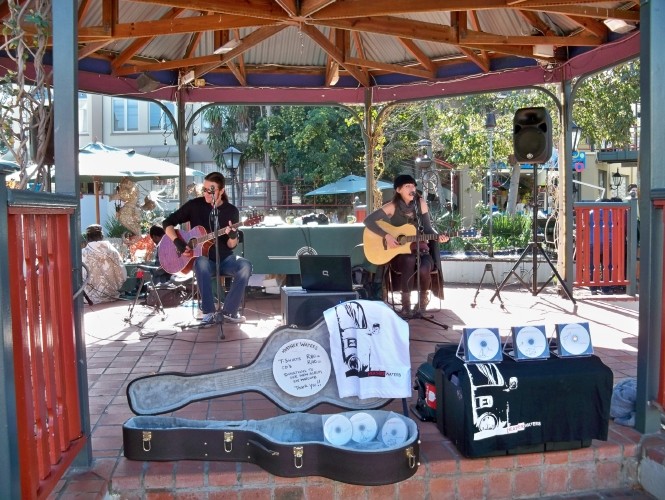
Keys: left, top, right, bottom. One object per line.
{"left": 513, "top": 107, "right": 552, "bottom": 164}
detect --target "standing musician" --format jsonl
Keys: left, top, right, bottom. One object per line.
{"left": 162, "top": 172, "right": 252, "bottom": 324}
{"left": 363, "top": 174, "right": 449, "bottom": 314}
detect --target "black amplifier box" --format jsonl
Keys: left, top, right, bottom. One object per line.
{"left": 281, "top": 286, "right": 359, "bottom": 328}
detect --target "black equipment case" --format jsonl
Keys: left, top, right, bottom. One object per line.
{"left": 123, "top": 320, "right": 420, "bottom": 485}
{"left": 432, "top": 343, "right": 611, "bottom": 458}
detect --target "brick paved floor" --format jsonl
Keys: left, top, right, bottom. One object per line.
{"left": 49, "top": 284, "right": 662, "bottom": 499}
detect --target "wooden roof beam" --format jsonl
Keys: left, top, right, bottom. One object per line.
{"left": 459, "top": 10, "right": 490, "bottom": 73}
{"left": 313, "top": 0, "right": 630, "bottom": 20}
{"left": 399, "top": 38, "right": 437, "bottom": 75}
{"left": 345, "top": 56, "right": 435, "bottom": 80}
{"left": 111, "top": 8, "right": 185, "bottom": 72}
{"left": 460, "top": 30, "right": 602, "bottom": 47}
{"left": 79, "top": 13, "right": 279, "bottom": 42}
{"left": 316, "top": 16, "right": 457, "bottom": 45}
{"left": 299, "top": 24, "right": 370, "bottom": 86}
{"left": 130, "top": 0, "right": 289, "bottom": 21}
{"left": 196, "top": 24, "right": 287, "bottom": 80}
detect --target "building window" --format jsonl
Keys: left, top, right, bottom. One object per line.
{"left": 243, "top": 161, "right": 267, "bottom": 196}
{"left": 201, "top": 162, "right": 216, "bottom": 175}
{"left": 112, "top": 98, "right": 139, "bottom": 132}
{"left": 149, "top": 102, "right": 176, "bottom": 132}
{"left": 78, "top": 92, "right": 89, "bottom": 134}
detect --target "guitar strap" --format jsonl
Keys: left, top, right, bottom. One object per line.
{"left": 392, "top": 200, "right": 427, "bottom": 253}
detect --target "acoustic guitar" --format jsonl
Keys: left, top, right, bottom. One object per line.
{"left": 363, "top": 221, "right": 439, "bottom": 265}
{"left": 159, "top": 213, "right": 262, "bottom": 274}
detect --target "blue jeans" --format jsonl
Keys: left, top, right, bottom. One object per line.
{"left": 193, "top": 254, "right": 252, "bottom": 315}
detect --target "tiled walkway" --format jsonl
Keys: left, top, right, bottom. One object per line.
{"left": 51, "top": 284, "right": 662, "bottom": 499}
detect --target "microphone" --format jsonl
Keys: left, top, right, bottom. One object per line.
{"left": 409, "top": 191, "right": 419, "bottom": 198}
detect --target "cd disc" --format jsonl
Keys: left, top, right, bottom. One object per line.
{"left": 515, "top": 326, "right": 548, "bottom": 358}
{"left": 381, "top": 417, "right": 408, "bottom": 447}
{"left": 467, "top": 328, "right": 500, "bottom": 361}
{"left": 560, "top": 323, "right": 591, "bottom": 355}
{"left": 350, "top": 412, "right": 378, "bottom": 443}
{"left": 323, "top": 414, "right": 352, "bottom": 446}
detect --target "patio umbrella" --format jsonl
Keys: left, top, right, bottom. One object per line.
{"left": 78, "top": 143, "right": 204, "bottom": 223}
{"left": 305, "top": 174, "right": 393, "bottom": 196}
{"left": 78, "top": 143, "right": 203, "bottom": 182}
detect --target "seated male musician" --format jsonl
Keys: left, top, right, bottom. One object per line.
{"left": 148, "top": 225, "right": 173, "bottom": 284}
{"left": 363, "top": 174, "right": 449, "bottom": 315}
{"left": 162, "top": 172, "right": 252, "bottom": 324}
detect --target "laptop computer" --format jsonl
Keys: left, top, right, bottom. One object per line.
{"left": 299, "top": 254, "right": 354, "bottom": 292}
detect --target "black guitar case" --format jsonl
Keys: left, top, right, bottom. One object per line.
{"left": 123, "top": 320, "right": 421, "bottom": 485}
{"left": 123, "top": 411, "right": 419, "bottom": 485}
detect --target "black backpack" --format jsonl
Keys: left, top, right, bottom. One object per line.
{"left": 145, "top": 283, "right": 188, "bottom": 308}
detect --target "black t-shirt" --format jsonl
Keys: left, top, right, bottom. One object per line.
{"left": 162, "top": 197, "right": 239, "bottom": 262}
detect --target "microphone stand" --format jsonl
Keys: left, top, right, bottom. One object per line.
{"left": 209, "top": 189, "right": 225, "bottom": 340}
{"left": 410, "top": 193, "right": 448, "bottom": 330}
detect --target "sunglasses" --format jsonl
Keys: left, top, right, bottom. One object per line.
{"left": 202, "top": 186, "right": 218, "bottom": 195}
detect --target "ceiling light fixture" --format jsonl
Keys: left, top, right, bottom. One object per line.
{"left": 180, "top": 70, "right": 196, "bottom": 85}
{"left": 603, "top": 19, "right": 636, "bottom": 34}
{"left": 214, "top": 39, "right": 241, "bottom": 54}
{"left": 533, "top": 45, "right": 554, "bottom": 58}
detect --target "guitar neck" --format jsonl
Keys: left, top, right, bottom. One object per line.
{"left": 404, "top": 233, "right": 438, "bottom": 243}
{"left": 194, "top": 222, "right": 242, "bottom": 246}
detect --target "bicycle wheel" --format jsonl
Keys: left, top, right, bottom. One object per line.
{"left": 421, "top": 169, "right": 439, "bottom": 197}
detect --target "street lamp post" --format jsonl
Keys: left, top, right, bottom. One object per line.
{"left": 485, "top": 112, "right": 496, "bottom": 257}
{"left": 572, "top": 121, "right": 582, "bottom": 152}
{"left": 222, "top": 146, "right": 242, "bottom": 205}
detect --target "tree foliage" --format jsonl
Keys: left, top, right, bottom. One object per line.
{"left": 247, "top": 106, "right": 365, "bottom": 186}
{"left": 573, "top": 60, "right": 640, "bottom": 150}
{"left": 203, "top": 104, "right": 262, "bottom": 168}
{"left": 1, "top": 0, "right": 52, "bottom": 189}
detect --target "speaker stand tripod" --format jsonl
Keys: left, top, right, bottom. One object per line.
{"left": 471, "top": 263, "right": 504, "bottom": 308}
{"left": 490, "top": 240, "right": 575, "bottom": 303}
{"left": 490, "top": 163, "right": 576, "bottom": 304}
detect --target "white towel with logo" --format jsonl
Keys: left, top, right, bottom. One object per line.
{"left": 324, "top": 300, "right": 411, "bottom": 399}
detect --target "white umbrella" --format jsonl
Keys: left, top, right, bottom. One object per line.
{"left": 78, "top": 143, "right": 203, "bottom": 182}
{"left": 78, "top": 143, "right": 204, "bottom": 223}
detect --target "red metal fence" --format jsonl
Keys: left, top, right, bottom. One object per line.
{"left": 7, "top": 205, "right": 86, "bottom": 499}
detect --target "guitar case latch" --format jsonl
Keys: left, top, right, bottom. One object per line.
{"left": 293, "top": 446, "right": 304, "bottom": 469}
{"left": 224, "top": 431, "right": 234, "bottom": 452}
{"left": 142, "top": 431, "right": 152, "bottom": 452}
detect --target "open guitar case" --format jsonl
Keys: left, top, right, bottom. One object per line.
{"left": 122, "top": 319, "right": 420, "bottom": 485}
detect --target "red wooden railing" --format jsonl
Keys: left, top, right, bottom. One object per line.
{"left": 574, "top": 205, "right": 629, "bottom": 290}
{"left": 7, "top": 206, "right": 86, "bottom": 500}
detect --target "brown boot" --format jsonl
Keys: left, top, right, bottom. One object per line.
{"left": 419, "top": 291, "right": 430, "bottom": 309}
{"left": 401, "top": 292, "right": 411, "bottom": 314}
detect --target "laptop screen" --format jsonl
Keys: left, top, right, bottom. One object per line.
{"left": 299, "top": 255, "right": 353, "bottom": 292}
